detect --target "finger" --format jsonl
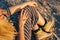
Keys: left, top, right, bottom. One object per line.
{"left": 26, "top": 11, "right": 29, "bottom": 19}
{"left": 26, "top": 11, "right": 28, "bottom": 17}
{"left": 23, "top": 10, "right": 26, "bottom": 16}
{"left": 20, "top": 9, "right": 24, "bottom": 17}
{"left": 24, "top": 10, "right": 28, "bottom": 17}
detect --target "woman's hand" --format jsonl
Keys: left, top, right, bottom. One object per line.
{"left": 19, "top": 9, "right": 28, "bottom": 27}
{"left": 20, "top": 1, "right": 38, "bottom": 9}
{"left": 27, "top": 1, "right": 38, "bottom": 7}
{"left": 18, "top": 10, "right": 28, "bottom": 40}
{"left": 0, "top": 8, "right": 9, "bottom": 18}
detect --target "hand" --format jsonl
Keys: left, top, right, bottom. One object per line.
{"left": 18, "top": 10, "right": 28, "bottom": 40}
{"left": 28, "top": 1, "right": 38, "bottom": 7}
{"left": 0, "top": 8, "right": 10, "bottom": 18}
{"left": 20, "top": 2, "right": 38, "bottom": 9}
{"left": 19, "top": 9, "right": 28, "bottom": 26}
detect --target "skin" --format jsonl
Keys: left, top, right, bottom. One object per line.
{"left": 0, "top": 1, "right": 39, "bottom": 40}
{"left": 19, "top": 10, "right": 28, "bottom": 40}
{"left": 9, "top": 2, "right": 38, "bottom": 15}
{"left": 32, "top": 0, "right": 53, "bottom": 31}
{"left": 29, "top": 0, "right": 54, "bottom": 40}
{"left": 17, "top": 1, "right": 46, "bottom": 40}
{"left": 19, "top": 1, "right": 55, "bottom": 40}
{"left": 0, "top": 1, "right": 38, "bottom": 17}
{"left": 18, "top": 4, "right": 45, "bottom": 40}
{"left": 9, "top": 1, "right": 46, "bottom": 40}
{"left": 18, "top": 8, "right": 45, "bottom": 40}
{"left": 32, "top": 9, "right": 45, "bottom": 31}
{"left": 0, "top": 1, "right": 45, "bottom": 30}
{"left": 0, "top": 0, "right": 54, "bottom": 40}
